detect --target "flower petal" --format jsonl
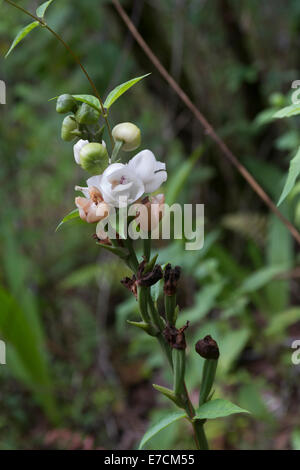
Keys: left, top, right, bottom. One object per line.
{"left": 73, "top": 139, "right": 89, "bottom": 164}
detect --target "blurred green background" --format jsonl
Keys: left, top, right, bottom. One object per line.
{"left": 1, "top": 0, "right": 300, "bottom": 450}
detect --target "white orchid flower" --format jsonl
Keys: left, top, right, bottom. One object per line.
{"left": 128, "top": 149, "right": 167, "bottom": 193}
{"left": 76, "top": 150, "right": 167, "bottom": 208}
{"left": 99, "top": 163, "right": 145, "bottom": 207}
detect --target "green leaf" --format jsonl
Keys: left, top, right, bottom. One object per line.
{"left": 139, "top": 411, "right": 187, "bottom": 449}
{"left": 195, "top": 399, "right": 249, "bottom": 420}
{"left": 55, "top": 209, "right": 80, "bottom": 232}
{"left": 265, "top": 308, "right": 300, "bottom": 336}
{"left": 36, "top": 0, "right": 54, "bottom": 18}
{"left": 274, "top": 104, "right": 300, "bottom": 119}
{"left": 72, "top": 94, "right": 102, "bottom": 113}
{"left": 96, "top": 242, "right": 128, "bottom": 258}
{"left": 0, "top": 287, "right": 58, "bottom": 422}
{"left": 166, "top": 145, "right": 204, "bottom": 205}
{"left": 104, "top": 74, "right": 151, "bottom": 110}
{"left": 5, "top": 21, "right": 40, "bottom": 58}
{"left": 277, "top": 147, "right": 300, "bottom": 206}
{"left": 152, "top": 384, "right": 183, "bottom": 407}
{"left": 219, "top": 328, "right": 250, "bottom": 374}
{"left": 238, "top": 265, "right": 286, "bottom": 294}
{"left": 127, "top": 320, "right": 157, "bottom": 336}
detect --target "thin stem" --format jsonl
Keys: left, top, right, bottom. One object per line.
{"left": 4, "top": 0, "right": 114, "bottom": 148}
{"left": 112, "top": 0, "right": 300, "bottom": 247}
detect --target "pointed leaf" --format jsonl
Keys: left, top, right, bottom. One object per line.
{"left": 127, "top": 320, "right": 157, "bottom": 336}
{"left": 104, "top": 74, "right": 151, "bottom": 110}
{"left": 72, "top": 94, "right": 101, "bottom": 113}
{"left": 139, "top": 411, "right": 187, "bottom": 449}
{"left": 5, "top": 21, "right": 40, "bottom": 58}
{"left": 278, "top": 147, "right": 300, "bottom": 206}
{"left": 96, "top": 242, "right": 128, "bottom": 258}
{"left": 153, "top": 384, "right": 183, "bottom": 407}
{"left": 36, "top": 0, "right": 54, "bottom": 18}
{"left": 55, "top": 209, "right": 80, "bottom": 232}
{"left": 195, "top": 399, "right": 250, "bottom": 420}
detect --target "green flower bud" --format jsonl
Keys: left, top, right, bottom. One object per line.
{"left": 112, "top": 122, "right": 141, "bottom": 151}
{"left": 56, "top": 94, "right": 77, "bottom": 114}
{"left": 79, "top": 142, "right": 109, "bottom": 175}
{"left": 61, "top": 115, "right": 78, "bottom": 142}
{"left": 76, "top": 103, "right": 100, "bottom": 125}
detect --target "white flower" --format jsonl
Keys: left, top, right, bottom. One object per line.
{"left": 73, "top": 139, "right": 89, "bottom": 164}
{"left": 73, "top": 139, "right": 106, "bottom": 165}
{"left": 75, "top": 150, "right": 167, "bottom": 208}
{"left": 99, "top": 163, "right": 145, "bottom": 207}
{"left": 128, "top": 149, "right": 167, "bottom": 193}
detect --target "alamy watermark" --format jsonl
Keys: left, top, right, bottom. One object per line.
{"left": 95, "top": 199, "right": 205, "bottom": 251}
{"left": 0, "top": 340, "right": 6, "bottom": 365}
{"left": 0, "top": 80, "right": 6, "bottom": 104}
{"left": 291, "top": 340, "right": 300, "bottom": 365}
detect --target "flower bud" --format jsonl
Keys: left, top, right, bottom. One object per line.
{"left": 112, "top": 122, "right": 141, "bottom": 151}
{"left": 61, "top": 115, "right": 78, "bottom": 141}
{"left": 79, "top": 142, "right": 109, "bottom": 175}
{"left": 56, "top": 94, "right": 77, "bottom": 114}
{"left": 76, "top": 103, "right": 100, "bottom": 125}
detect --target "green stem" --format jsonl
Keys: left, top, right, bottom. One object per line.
{"left": 123, "top": 238, "right": 139, "bottom": 273}
{"left": 143, "top": 237, "right": 151, "bottom": 261}
{"left": 137, "top": 286, "right": 151, "bottom": 324}
{"left": 4, "top": 0, "right": 114, "bottom": 148}
{"left": 147, "top": 292, "right": 164, "bottom": 331}
{"left": 193, "top": 420, "right": 209, "bottom": 450}
{"left": 199, "top": 359, "right": 218, "bottom": 407}
{"left": 111, "top": 139, "right": 123, "bottom": 162}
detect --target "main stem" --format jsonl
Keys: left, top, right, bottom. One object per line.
{"left": 4, "top": 0, "right": 114, "bottom": 148}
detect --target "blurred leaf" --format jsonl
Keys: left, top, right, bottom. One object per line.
{"left": 238, "top": 265, "right": 286, "bottom": 294}
{"left": 195, "top": 399, "right": 249, "bottom": 420}
{"left": 180, "top": 281, "right": 225, "bottom": 324}
{"left": 238, "top": 383, "right": 272, "bottom": 420}
{"left": 274, "top": 104, "right": 300, "bottom": 118}
{"left": 265, "top": 308, "right": 300, "bottom": 336}
{"left": 219, "top": 329, "right": 250, "bottom": 374}
{"left": 36, "top": 0, "right": 54, "bottom": 18}
{"left": 5, "top": 21, "right": 40, "bottom": 58}
{"left": 278, "top": 147, "right": 300, "bottom": 206}
{"left": 165, "top": 146, "right": 204, "bottom": 205}
{"left": 139, "top": 411, "right": 186, "bottom": 449}
{"left": 266, "top": 215, "right": 292, "bottom": 312}
{"left": 291, "top": 428, "right": 300, "bottom": 450}
{"left": 0, "top": 287, "right": 57, "bottom": 422}
{"left": 104, "top": 74, "right": 151, "bottom": 110}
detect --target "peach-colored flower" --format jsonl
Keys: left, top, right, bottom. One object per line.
{"left": 75, "top": 186, "right": 109, "bottom": 224}
{"left": 134, "top": 193, "right": 165, "bottom": 233}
